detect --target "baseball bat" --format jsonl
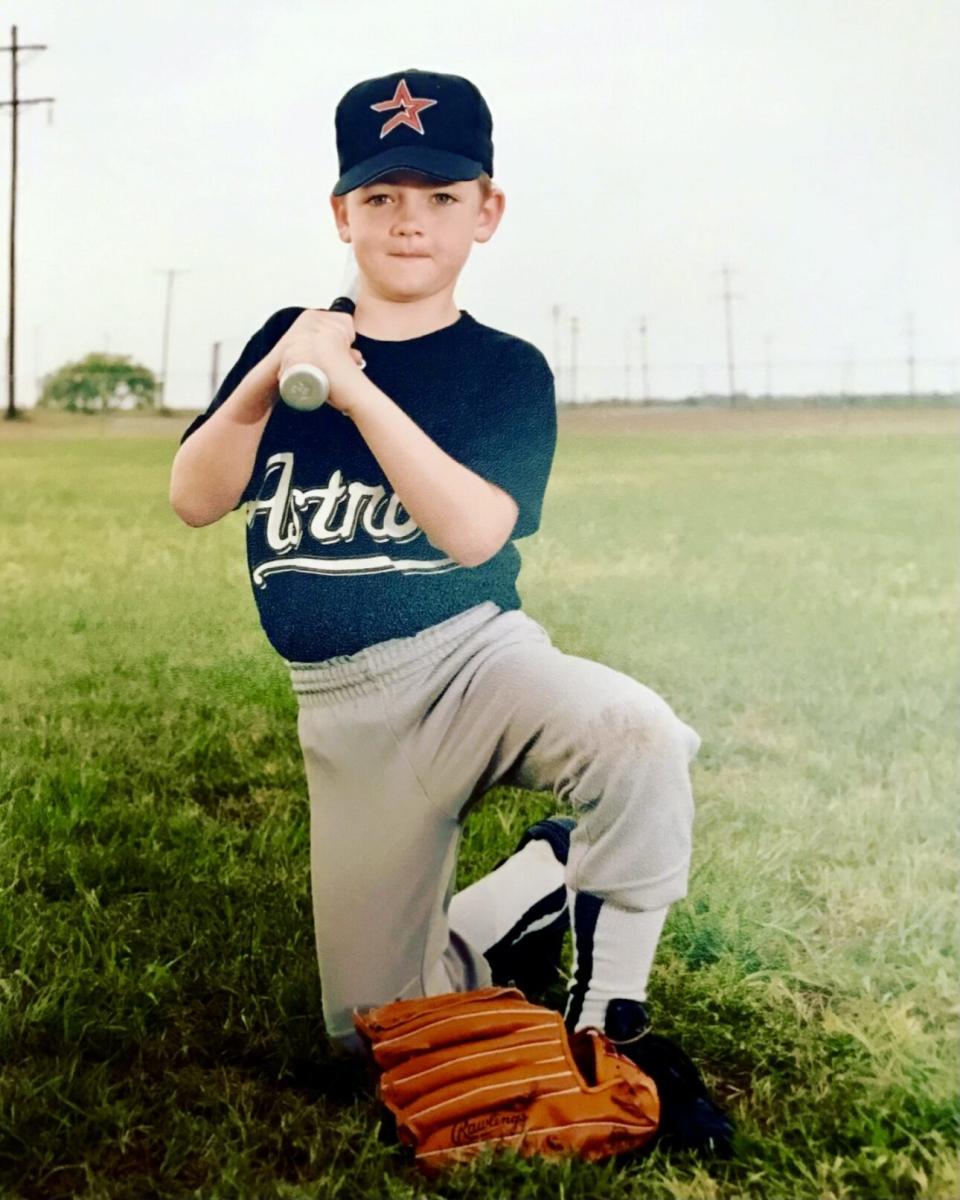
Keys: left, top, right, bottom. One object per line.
{"left": 278, "top": 250, "right": 363, "bottom": 411}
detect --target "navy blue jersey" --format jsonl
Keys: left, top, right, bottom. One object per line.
{"left": 179, "top": 307, "right": 556, "bottom": 662}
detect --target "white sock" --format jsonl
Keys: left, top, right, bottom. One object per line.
{"left": 448, "top": 838, "right": 566, "bottom": 956}
{"left": 564, "top": 889, "right": 669, "bottom": 1032}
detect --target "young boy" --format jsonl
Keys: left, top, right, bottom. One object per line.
{"left": 170, "top": 68, "right": 732, "bottom": 1153}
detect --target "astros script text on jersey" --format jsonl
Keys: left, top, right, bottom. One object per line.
{"left": 179, "top": 309, "right": 556, "bottom": 662}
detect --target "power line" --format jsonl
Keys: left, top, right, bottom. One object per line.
{"left": 0, "top": 24, "right": 55, "bottom": 421}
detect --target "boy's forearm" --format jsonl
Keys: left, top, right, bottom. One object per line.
{"left": 169, "top": 351, "right": 279, "bottom": 526}
{"left": 334, "top": 363, "right": 517, "bottom": 567}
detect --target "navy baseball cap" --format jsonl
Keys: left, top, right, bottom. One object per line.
{"left": 332, "top": 69, "right": 494, "bottom": 197}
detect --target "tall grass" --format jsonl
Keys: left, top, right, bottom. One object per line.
{"left": 1, "top": 410, "right": 956, "bottom": 1198}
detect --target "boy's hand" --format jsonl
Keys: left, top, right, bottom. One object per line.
{"left": 271, "top": 309, "right": 366, "bottom": 412}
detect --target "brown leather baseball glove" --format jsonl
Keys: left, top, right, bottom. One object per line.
{"left": 353, "top": 985, "right": 660, "bottom": 1176}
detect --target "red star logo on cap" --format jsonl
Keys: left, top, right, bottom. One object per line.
{"left": 370, "top": 78, "right": 439, "bottom": 138}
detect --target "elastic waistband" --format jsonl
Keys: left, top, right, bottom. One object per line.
{"left": 287, "top": 601, "right": 502, "bottom": 706}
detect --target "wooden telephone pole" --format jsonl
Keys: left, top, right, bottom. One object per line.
{"left": 0, "top": 25, "right": 55, "bottom": 420}
{"left": 714, "top": 262, "right": 742, "bottom": 408}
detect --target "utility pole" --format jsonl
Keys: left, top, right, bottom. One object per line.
{"left": 569, "top": 316, "right": 579, "bottom": 404}
{"left": 0, "top": 25, "right": 55, "bottom": 421}
{"left": 623, "top": 326, "right": 630, "bottom": 401}
{"left": 209, "top": 341, "right": 221, "bottom": 408}
{"left": 841, "top": 345, "right": 856, "bottom": 403}
{"left": 33, "top": 321, "right": 41, "bottom": 397}
{"left": 763, "top": 332, "right": 773, "bottom": 401}
{"left": 638, "top": 316, "right": 649, "bottom": 401}
{"left": 715, "top": 262, "right": 741, "bottom": 407}
{"left": 904, "top": 309, "right": 916, "bottom": 401}
{"left": 551, "top": 303, "right": 562, "bottom": 400}
{"left": 157, "top": 268, "right": 188, "bottom": 411}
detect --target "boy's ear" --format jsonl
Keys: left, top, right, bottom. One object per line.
{"left": 330, "top": 193, "right": 351, "bottom": 243}
{"left": 473, "top": 188, "right": 506, "bottom": 245}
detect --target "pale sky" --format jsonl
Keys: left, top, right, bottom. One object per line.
{"left": 5, "top": 0, "right": 959, "bottom": 405}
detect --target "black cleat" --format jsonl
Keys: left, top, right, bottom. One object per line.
{"left": 604, "top": 998, "right": 735, "bottom": 1157}
{"left": 484, "top": 816, "right": 577, "bottom": 997}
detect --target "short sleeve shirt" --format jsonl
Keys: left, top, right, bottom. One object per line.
{"left": 179, "top": 307, "right": 557, "bottom": 663}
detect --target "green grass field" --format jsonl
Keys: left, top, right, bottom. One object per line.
{"left": 1, "top": 406, "right": 957, "bottom": 1199}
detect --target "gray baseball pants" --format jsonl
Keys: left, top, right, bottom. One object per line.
{"left": 289, "top": 600, "right": 702, "bottom": 1050}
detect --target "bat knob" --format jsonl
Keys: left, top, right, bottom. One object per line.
{"left": 279, "top": 364, "right": 330, "bottom": 411}
{"left": 278, "top": 295, "right": 361, "bottom": 410}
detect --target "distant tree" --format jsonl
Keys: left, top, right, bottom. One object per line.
{"left": 36, "top": 354, "right": 159, "bottom": 413}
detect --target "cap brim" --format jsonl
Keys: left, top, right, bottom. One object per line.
{"left": 333, "top": 145, "right": 484, "bottom": 196}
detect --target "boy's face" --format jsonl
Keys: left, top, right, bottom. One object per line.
{"left": 329, "top": 170, "right": 505, "bottom": 304}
